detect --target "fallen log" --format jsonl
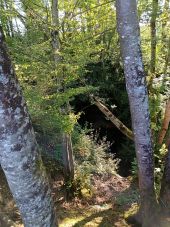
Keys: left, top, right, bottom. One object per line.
{"left": 90, "top": 96, "right": 134, "bottom": 141}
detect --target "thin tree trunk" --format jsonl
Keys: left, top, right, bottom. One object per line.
{"left": 116, "top": 1, "right": 157, "bottom": 226}
{"left": 158, "top": 99, "right": 170, "bottom": 145}
{"left": 62, "top": 134, "right": 74, "bottom": 181}
{"left": 51, "top": 0, "right": 74, "bottom": 183}
{"left": 91, "top": 96, "right": 134, "bottom": 140}
{"left": 0, "top": 26, "right": 57, "bottom": 227}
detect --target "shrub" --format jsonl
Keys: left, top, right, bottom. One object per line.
{"left": 72, "top": 125, "right": 120, "bottom": 196}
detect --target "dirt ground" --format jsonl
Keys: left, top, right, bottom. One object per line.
{"left": 0, "top": 169, "right": 141, "bottom": 227}
{"left": 55, "top": 174, "right": 139, "bottom": 227}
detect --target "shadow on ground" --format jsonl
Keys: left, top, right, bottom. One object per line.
{"left": 56, "top": 175, "right": 139, "bottom": 227}
{"left": 0, "top": 167, "right": 140, "bottom": 227}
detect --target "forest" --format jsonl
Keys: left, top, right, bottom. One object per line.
{"left": 0, "top": 0, "right": 169, "bottom": 226}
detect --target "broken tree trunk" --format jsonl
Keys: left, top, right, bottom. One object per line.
{"left": 62, "top": 134, "right": 74, "bottom": 181}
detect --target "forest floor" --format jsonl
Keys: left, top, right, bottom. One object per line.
{"left": 55, "top": 174, "right": 139, "bottom": 227}
{"left": 1, "top": 169, "right": 170, "bottom": 227}
{"left": 0, "top": 169, "right": 140, "bottom": 227}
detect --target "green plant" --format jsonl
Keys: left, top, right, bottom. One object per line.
{"left": 131, "top": 158, "right": 138, "bottom": 178}
{"left": 72, "top": 125, "right": 120, "bottom": 197}
{"left": 131, "top": 144, "right": 168, "bottom": 194}
{"left": 154, "top": 144, "right": 168, "bottom": 193}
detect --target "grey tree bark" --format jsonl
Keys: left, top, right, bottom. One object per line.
{"left": 0, "top": 26, "right": 58, "bottom": 227}
{"left": 116, "top": 1, "right": 157, "bottom": 226}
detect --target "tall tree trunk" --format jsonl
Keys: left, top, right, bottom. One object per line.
{"left": 51, "top": 0, "right": 74, "bottom": 183}
{"left": 116, "top": 1, "right": 157, "bottom": 226}
{"left": 150, "top": 0, "right": 158, "bottom": 74}
{"left": 0, "top": 26, "right": 58, "bottom": 227}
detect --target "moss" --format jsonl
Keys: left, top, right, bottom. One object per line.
{"left": 124, "top": 203, "right": 138, "bottom": 219}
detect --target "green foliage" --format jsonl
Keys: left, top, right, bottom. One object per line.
{"left": 118, "top": 141, "right": 135, "bottom": 171}
{"left": 131, "top": 144, "right": 168, "bottom": 193}
{"left": 1, "top": 0, "right": 169, "bottom": 196}
{"left": 115, "top": 190, "right": 139, "bottom": 206}
{"left": 154, "top": 144, "right": 168, "bottom": 193}
{"left": 72, "top": 125, "right": 119, "bottom": 196}
{"left": 5, "top": 0, "right": 118, "bottom": 136}
{"left": 131, "top": 158, "right": 138, "bottom": 177}
{"left": 149, "top": 76, "right": 170, "bottom": 146}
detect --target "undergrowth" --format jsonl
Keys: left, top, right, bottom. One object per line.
{"left": 72, "top": 125, "right": 120, "bottom": 197}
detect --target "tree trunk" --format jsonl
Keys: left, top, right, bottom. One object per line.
{"left": 51, "top": 0, "right": 74, "bottom": 183}
{"left": 62, "top": 134, "right": 74, "bottom": 181}
{"left": 0, "top": 26, "right": 57, "bottom": 227}
{"left": 116, "top": 1, "right": 157, "bottom": 226}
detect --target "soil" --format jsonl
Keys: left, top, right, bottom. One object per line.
{"left": 0, "top": 169, "right": 140, "bottom": 227}
{"left": 2, "top": 169, "right": 170, "bottom": 226}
